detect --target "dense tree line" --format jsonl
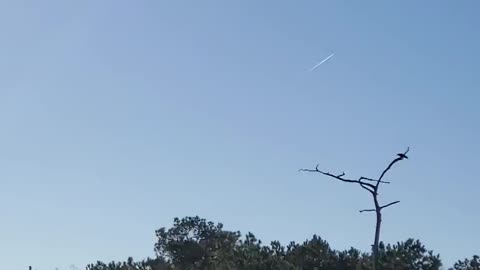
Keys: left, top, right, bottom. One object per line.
{"left": 86, "top": 216, "right": 478, "bottom": 270}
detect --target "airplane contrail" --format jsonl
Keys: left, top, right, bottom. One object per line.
{"left": 309, "top": 53, "right": 334, "bottom": 71}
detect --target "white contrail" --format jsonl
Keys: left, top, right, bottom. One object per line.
{"left": 309, "top": 53, "right": 334, "bottom": 71}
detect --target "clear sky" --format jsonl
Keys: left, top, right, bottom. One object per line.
{"left": 1, "top": 1, "right": 479, "bottom": 269}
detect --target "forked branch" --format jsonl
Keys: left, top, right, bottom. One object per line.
{"left": 359, "top": 201, "right": 400, "bottom": 213}
{"left": 299, "top": 166, "right": 384, "bottom": 191}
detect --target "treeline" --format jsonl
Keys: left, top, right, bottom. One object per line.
{"left": 86, "top": 216, "right": 479, "bottom": 270}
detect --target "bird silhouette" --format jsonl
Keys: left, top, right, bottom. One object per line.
{"left": 397, "top": 153, "right": 408, "bottom": 159}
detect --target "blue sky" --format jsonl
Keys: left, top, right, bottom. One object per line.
{"left": 1, "top": 1, "right": 479, "bottom": 269}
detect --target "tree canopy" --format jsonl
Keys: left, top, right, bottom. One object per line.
{"left": 84, "top": 216, "right": 477, "bottom": 270}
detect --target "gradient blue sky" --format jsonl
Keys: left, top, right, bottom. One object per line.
{"left": 1, "top": 1, "right": 479, "bottom": 269}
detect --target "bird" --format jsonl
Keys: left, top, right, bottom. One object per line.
{"left": 397, "top": 153, "right": 408, "bottom": 159}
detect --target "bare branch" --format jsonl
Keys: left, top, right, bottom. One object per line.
{"left": 376, "top": 147, "right": 409, "bottom": 188}
{"left": 359, "top": 177, "right": 390, "bottom": 184}
{"left": 380, "top": 200, "right": 400, "bottom": 209}
{"left": 299, "top": 165, "right": 376, "bottom": 190}
{"left": 359, "top": 208, "right": 376, "bottom": 213}
{"left": 359, "top": 182, "right": 376, "bottom": 195}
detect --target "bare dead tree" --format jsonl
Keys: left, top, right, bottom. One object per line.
{"left": 300, "top": 147, "right": 409, "bottom": 270}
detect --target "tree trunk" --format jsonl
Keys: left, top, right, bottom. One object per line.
{"left": 372, "top": 209, "right": 382, "bottom": 270}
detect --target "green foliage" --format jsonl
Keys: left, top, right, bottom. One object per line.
{"left": 336, "top": 248, "right": 371, "bottom": 270}
{"left": 154, "top": 216, "right": 240, "bottom": 269}
{"left": 377, "top": 239, "right": 442, "bottom": 270}
{"left": 449, "top": 255, "right": 480, "bottom": 270}
{"left": 86, "top": 216, "right": 475, "bottom": 270}
{"left": 285, "top": 235, "right": 337, "bottom": 269}
{"left": 86, "top": 257, "right": 170, "bottom": 270}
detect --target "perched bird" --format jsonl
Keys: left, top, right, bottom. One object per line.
{"left": 397, "top": 153, "right": 408, "bottom": 159}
